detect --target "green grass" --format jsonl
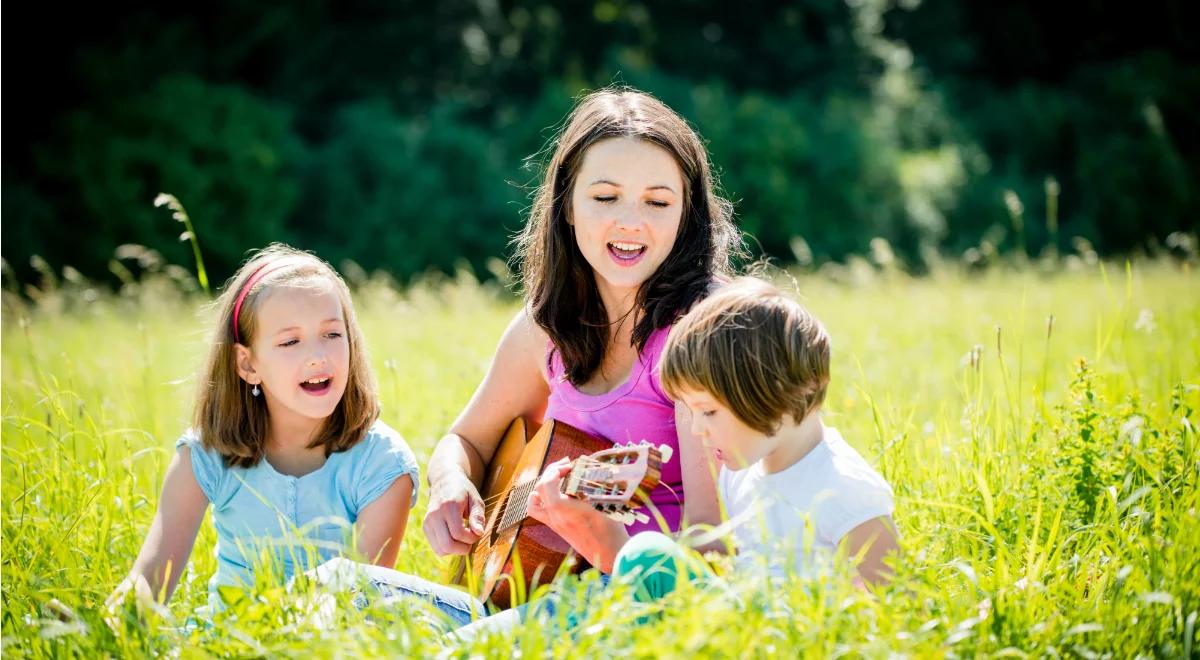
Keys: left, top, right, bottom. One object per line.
{"left": 2, "top": 261, "right": 1198, "bottom": 657}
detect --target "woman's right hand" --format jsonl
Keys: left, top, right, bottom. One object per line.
{"left": 422, "top": 469, "right": 487, "bottom": 556}
{"left": 424, "top": 309, "right": 551, "bottom": 556}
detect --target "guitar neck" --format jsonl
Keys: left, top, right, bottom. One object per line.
{"left": 488, "top": 438, "right": 669, "bottom": 538}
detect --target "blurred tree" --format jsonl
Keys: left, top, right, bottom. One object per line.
{"left": 2, "top": 0, "right": 1196, "bottom": 286}
{"left": 291, "top": 100, "right": 523, "bottom": 280}
{"left": 887, "top": 0, "right": 1199, "bottom": 255}
{"left": 23, "top": 75, "right": 301, "bottom": 280}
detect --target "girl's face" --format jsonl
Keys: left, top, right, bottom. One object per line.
{"left": 569, "top": 137, "right": 685, "bottom": 303}
{"left": 675, "top": 386, "right": 773, "bottom": 471}
{"left": 236, "top": 282, "right": 351, "bottom": 431}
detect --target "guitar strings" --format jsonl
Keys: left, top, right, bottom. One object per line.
{"left": 479, "top": 455, "right": 654, "bottom": 508}
{"left": 477, "top": 450, "right": 662, "bottom": 530}
{"left": 493, "top": 475, "right": 628, "bottom": 533}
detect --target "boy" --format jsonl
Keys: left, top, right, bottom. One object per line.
{"left": 614, "top": 278, "right": 899, "bottom": 601}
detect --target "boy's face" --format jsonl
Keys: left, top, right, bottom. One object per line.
{"left": 675, "top": 386, "right": 773, "bottom": 471}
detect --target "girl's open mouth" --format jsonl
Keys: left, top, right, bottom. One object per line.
{"left": 300, "top": 376, "right": 333, "bottom": 395}
{"left": 607, "top": 241, "right": 647, "bottom": 266}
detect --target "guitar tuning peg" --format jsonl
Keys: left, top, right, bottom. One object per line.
{"left": 658, "top": 445, "right": 674, "bottom": 463}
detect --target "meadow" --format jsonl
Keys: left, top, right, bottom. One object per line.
{"left": 2, "top": 258, "right": 1197, "bottom": 657}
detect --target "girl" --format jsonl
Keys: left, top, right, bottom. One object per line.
{"left": 108, "top": 244, "right": 420, "bottom": 613}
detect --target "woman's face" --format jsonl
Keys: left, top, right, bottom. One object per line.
{"left": 569, "top": 137, "right": 685, "bottom": 303}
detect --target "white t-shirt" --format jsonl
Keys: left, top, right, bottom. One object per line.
{"left": 717, "top": 424, "right": 894, "bottom": 579}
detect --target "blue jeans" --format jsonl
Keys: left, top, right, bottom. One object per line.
{"left": 310, "top": 558, "right": 485, "bottom": 628}
{"left": 311, "top": 558, "right": 610, "bottom": 637}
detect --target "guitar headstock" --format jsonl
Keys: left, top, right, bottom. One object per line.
{"left": 561, "top": 442, "right": 674, "bottom": 525}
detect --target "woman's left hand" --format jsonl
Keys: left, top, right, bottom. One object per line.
{"left": 525, "top": 456, "right": 633, "bottom": 573}
{"left": 526, "top": 457, "right": 599, "bottom": 530}
{"left": 526, "top": 456, "right": 629, "bottom": 572}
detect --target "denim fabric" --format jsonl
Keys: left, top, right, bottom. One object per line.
{"left": 310, "top": 558, "right": 484, "bottom": 629}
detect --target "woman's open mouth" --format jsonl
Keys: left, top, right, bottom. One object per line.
{"left": 607, "top": 241, "right": 647, "bottom": 266}
{"left": 299, "top": 376, "right": 333, "bottom": 396}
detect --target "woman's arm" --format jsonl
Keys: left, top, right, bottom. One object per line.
{"left": 107, "top": 447, "right": 209, "bottom": 607}
{"left": 354, "top": 475, "right": 415, "bottom": 567}
{"left": 842, "top": 516, "right": 901, "bottom": 587}
{"left": 423, "top": 309, "right": 551, "bottom": 555}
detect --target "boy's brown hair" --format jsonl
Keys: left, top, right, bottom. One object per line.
{"left": 661, "top": 277, "right": 830, "bottom": 435}
{"left": 194, "top": 243, "right": 379, "bottom": 467}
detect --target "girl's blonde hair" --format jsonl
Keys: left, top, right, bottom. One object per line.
{"left": 660, "top": 277, "right": 830, "bottom": 435}
{"left": 194, "top": 243, "right": 379, "bottom": 467}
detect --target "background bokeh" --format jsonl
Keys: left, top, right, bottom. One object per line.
{"left": 4, "top": 0, "right": 1198, "bottom": 286}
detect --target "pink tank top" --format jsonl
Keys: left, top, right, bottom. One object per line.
{"left": 544, "top": 326, "right": 684, "bottom": 535}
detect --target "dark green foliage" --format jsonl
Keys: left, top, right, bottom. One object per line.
{"left": 3, "top": 1, "right": 1196, "bottom": 285}
{"left": 15, "top": 75, "right": 302, "bottom": 280}
{"left": 291, "top": 101, "right": 524, "bottom": 279}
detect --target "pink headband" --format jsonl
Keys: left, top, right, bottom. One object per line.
{"left": 232, "top": 259, "right": 302, "bottom": 344}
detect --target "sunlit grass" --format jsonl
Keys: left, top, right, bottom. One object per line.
{"left": 2, "top": 260, "right": 1197, "bottom": 657}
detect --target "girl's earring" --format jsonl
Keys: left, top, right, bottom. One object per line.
{"left": 252, "top": 384, "right": 261, "bottom": 397}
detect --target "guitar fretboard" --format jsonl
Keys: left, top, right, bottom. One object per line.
{"left": 490, "top": 453, "right": 658, "bottom": 535}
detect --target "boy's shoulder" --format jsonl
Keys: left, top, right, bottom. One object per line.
{"left": 806, "top": 427, "right": 895, "bottom": 541}
{"left": 818, "top": 427, "right": 892, "bottom": 493}
{"left": 719, "top": 426, "right": 892, "bottom": 502}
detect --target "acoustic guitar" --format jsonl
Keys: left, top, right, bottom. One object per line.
{"left": 452, "top": 417, "right": 673, "bottom": 609}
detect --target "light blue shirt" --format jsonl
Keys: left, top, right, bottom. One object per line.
{"left": 176, "top": 420, "right": 419, "bottom": 609}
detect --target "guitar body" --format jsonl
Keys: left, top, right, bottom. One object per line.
{"left": 461, "top": 418, "right": 611, "bottom": 609}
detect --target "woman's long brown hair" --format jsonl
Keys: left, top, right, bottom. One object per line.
{"left": 513, "top": 87, "right": 744, "bottom": 385}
